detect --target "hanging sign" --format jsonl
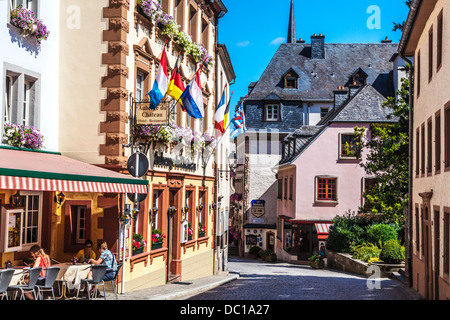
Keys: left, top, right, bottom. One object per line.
{"left": 251, "top": 200, "right": 265, "bottom": 217}
{"left": 135, "top": 101, "right": 169, "bottom": 125}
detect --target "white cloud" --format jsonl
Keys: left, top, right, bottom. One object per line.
{"left": 236, "top": 40, "right": 250, "bottom": 47}
{"left": 270, "top": 37, "right": 285, "bottom": 45}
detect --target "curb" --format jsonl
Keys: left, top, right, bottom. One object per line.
{"left": 148, "top": 272, "right": 241, "bottom": 300}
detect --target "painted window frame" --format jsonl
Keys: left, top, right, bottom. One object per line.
{"left": 264, "top": 104, "right": 280, "bottom": 122}
{"left": 315, "top": 176, "right": 338, "bottom": 203}
{"left": 339, "top": 132, "right": 360, "bottom": 159}
{"left": 20, "top": 191, "right": 42, "bottom": 250}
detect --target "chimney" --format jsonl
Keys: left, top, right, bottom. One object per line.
{"left": 348, "top": 81, "right": 361, "bottom": 98}
{"left": 381, "top": 36, "right": 392, "bottom": 43}
{"left": 333, "top": 86, "right": 348, "bottom": 108}
{"left": 296, "top": 38, "right": 305, "bottom": 43}
{"left": 311, "top": 34, "right": 325, "bottom": 59}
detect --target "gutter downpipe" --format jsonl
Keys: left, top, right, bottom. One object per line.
{"left": 400, "top": 53, "right": 414, "bottom": 287}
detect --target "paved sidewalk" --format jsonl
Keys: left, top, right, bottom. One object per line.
{"left": 115, "top": 272, "right": 240, "bottom": 300}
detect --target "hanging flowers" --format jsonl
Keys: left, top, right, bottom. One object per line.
{"left": 137, "top": 0, "right": 214, "bottom": 66}
{"left": 3, "top": 123, "right": 45, "bottom": 150}
{"left": 10, "top": 6, "right": 50, "bottom": 45}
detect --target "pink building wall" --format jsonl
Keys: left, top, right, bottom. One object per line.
{"left": 277, "top": 123, "right": 372, "bottom": 222}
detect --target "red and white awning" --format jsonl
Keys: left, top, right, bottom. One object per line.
{"left": 0, "top": 147, "right": 148, "bottom": 194}
{"left": 0, "top": 175, "right": 147, "bottom": 194}
{"left": 315, "top": 223, "right": 332, "bottom": 234}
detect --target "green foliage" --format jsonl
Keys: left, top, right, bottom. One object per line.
{"left": 249, "top": 246, "right": 261, "bottom": 256}
{"left": 351, "top": 243, "right": 381, "bottom": 262}
{"left": 353, "top": 77, "right": 410, "bottom": 222}
{"left": 380, "top": 239, "right": 405, "bottom": 264}
{"left": 366, "top": 223, "right": 399, "bottom": 245}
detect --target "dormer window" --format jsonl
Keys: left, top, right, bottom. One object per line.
{"left": 282, "top": 69, "right": 299, "bottom": 89}
{"left": 285, "top": 76, "right": 297, "bottom": 88}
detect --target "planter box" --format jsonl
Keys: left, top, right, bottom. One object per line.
{"left": 152, "top": 242, "right": 163, "bottom": 250}
{"left": 132, "top": 248, "right": 144, "bottom": 255}
{"left": 327, "top": 250, "right": 404, "bottom": 277}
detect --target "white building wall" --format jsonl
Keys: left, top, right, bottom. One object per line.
{"left": 1, "top": 0, "right": 60, "bottom": 152}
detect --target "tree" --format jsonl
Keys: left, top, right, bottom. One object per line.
{"left": 392, "top": 0, "right": 412, "bottom": 32}
{"left": 353, "top": 77, "right": 410, "bottom": 222}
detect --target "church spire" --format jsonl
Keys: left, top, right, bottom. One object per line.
{"left": 287, "top": 0, "right": 296, "bottom": 43}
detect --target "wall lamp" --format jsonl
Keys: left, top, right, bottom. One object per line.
{"left": 10, "top": 191, "right": 21, "bottom": 207}
{"left": 168, "top": 206, "right": 177, "bottom": 217}
{"left": 151, "top": 206, "right": 158, "bottom": 217}
{"left": 54, "top": 192, "right": 66, "bottom": 205}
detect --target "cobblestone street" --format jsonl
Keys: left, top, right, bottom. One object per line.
{"left": 186, "top": 257, "right": 423, "bottom": 300}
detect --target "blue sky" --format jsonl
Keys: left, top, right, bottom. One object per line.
{"left": 218, "top": 0, "right": 410, "bottom": 111}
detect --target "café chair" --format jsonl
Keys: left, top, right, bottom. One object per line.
{"left": 77, "top": 265, "right": 107, "bottom": 300}
{"left": 36, "top": 267, "right": 61, "bottom": 300}
{"left": 108, "top": 263, "right": 123, "bottom": 300}
{"left": 9, "top": 267, "right": 42, "bottom": 300}
{"left": 0, "top": 269, "right": 15, "bottom": 300}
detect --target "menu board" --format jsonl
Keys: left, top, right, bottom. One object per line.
{"left": 1, "top": 207, "right": 23, "bottom": 253}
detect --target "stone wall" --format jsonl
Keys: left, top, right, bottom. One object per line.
{"left": 327, "top": 250, "right": 405, "bottom": 278}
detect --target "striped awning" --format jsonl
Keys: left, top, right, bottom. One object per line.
{"left": 0, "top": 147, "right": 148, "bottom": 194}
{"left": 315, "top": 223, "right": 332, "bottom": 235}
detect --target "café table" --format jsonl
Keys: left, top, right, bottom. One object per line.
{"left": 53, "top": 262, "right": 91, "bottom": 299}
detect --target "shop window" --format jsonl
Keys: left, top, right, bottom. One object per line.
{"left": 198, "top": 190, "right": 206, "bottom": 236}
{"left": 315, "top": 177, "right": 337, "bottom": 202}
{"left": 415, "top": 205, "right": 420, "bottom": 254}
{"left": 152, "top": 189, "right": 161, "bottom": 230}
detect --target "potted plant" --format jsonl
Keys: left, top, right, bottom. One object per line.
{"left": 151, "top": 229, "right": 166, "bottom": 249}
{"left": 259, "top": 249, "right": 268, "bottom": 261}
{"left": 187, "top": 222, "right": 193, "bottom": 240}
{"left": 249, "top": 246, "right": 261, "bottom": 259}
{"left": 132, "top": 233, "right": 147, "bottom": 255}
{"left": 198, "top": 222, "right": 205, "bottom": 237}
{"left": 308, "top": 254, "right": 324, "bottom": 269}
{"left": 3, "top": 123, "right": 45, "bottom": 150}
{"left": 10, "top": 5, "right": 50, "bottom": 45}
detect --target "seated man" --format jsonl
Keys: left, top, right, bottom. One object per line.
{"left": 87, "top": 242, "right": 117, "bottom": 281}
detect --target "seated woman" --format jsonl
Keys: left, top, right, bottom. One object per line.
{"left": 75, "top": 239, "right": 96, "bottom": 263}
{"left": 25, "top": 245, "right": 51, "bottom": 300}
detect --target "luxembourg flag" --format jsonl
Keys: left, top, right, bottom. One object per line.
{"left": 180, "top": 69, "right": 204, "bottom": 119}
{"left": 149, "top": 47, "right": 168, "bottom": 109}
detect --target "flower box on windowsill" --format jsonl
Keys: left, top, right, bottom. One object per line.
{"left": 132, "top": 248, "right": 144, "bottom": 256}
{"left": 152, "top": 242, "right": 163, "bottom": 250}
{"left": 198, "top": 232, "right": 205, "bottom": 238}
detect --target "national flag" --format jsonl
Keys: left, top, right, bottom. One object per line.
{"left": 229, "top": 101, "right": 246, "bottom": 139}
{"left": 166, "top": 53, "right": 185, "bottom": 109}
{"left": 214, "top": 88, "right": 227, "bottom": 133}
{"left": 149, "top": 47, "right": 168, "bottom": 110}
{"left": 180, "top": 68, "right": 204, "bottom": 119}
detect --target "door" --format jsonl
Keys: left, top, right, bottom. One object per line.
{"left": 297, "top": 224, "right": 313, "bottom": 260}
{"left": 167, "top": 188, "right": 181, "bottom": 280}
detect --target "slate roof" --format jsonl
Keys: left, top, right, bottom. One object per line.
{"left": 247, "top": 43, "right": 398, "bottom": 101}
{"left": 317, "top": 84, "right": 398, "bottom": 125}
{"left": 279, "top": 83, "right": 398, "bottom": 166}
